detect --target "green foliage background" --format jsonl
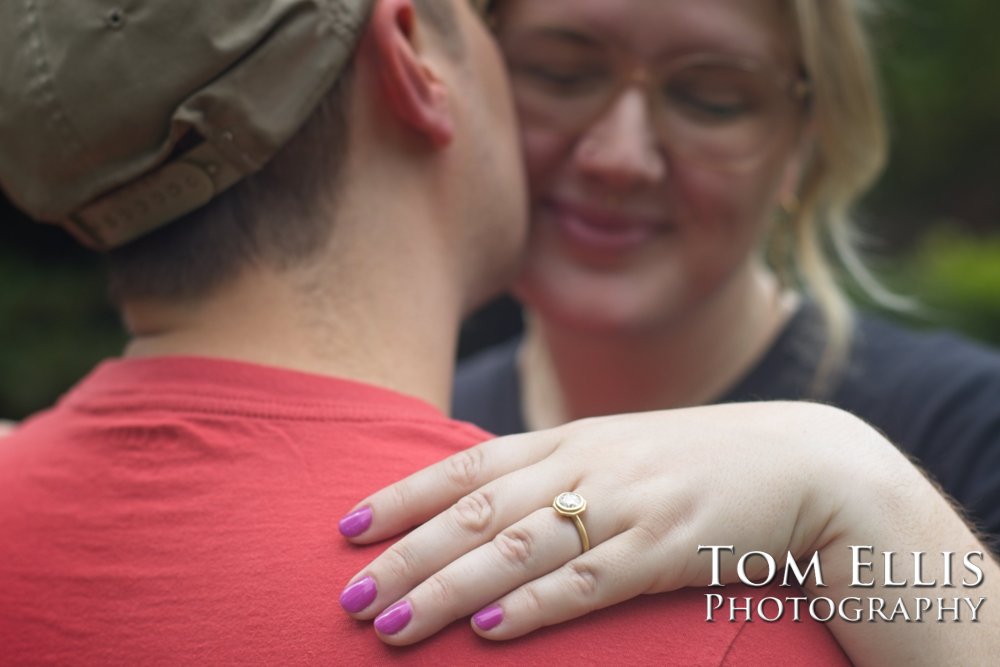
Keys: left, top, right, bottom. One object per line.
{"left": 1, "top": 1, "right": 999, "bottom": 418}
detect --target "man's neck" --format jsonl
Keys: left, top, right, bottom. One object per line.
{"left": 123, "top": 221, "right": 464, "bottom": 413}
{"left": 520, "top": 265, "right": 796, "bottom": 429}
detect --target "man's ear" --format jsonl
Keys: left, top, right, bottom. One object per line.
{"left": 365, "top": 0, "right": 455, "bottom": 147}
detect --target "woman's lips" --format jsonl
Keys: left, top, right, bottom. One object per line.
{"left": 546, "top": 199, "right": 669, "bottom": 256}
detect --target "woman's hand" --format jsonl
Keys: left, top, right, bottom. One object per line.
{"left": 336, "top": 402, "right": 997, "bottom": 665}
{"left": 0, "top": 420, "right": 16, "bottom": 437}
{"left": 337, "top": 404, "right": 871, "bottom": 638}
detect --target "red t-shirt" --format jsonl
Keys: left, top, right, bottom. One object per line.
{"left": 0, "top": 357, "right": 847, "bottom": 665}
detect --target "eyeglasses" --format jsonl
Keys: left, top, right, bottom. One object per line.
{"left": 500, "top": 34, "right": 812, "bottom": 170}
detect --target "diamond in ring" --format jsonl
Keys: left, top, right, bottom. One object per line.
{"left": 552, "top": 492, "right": 590, "bottom": 552}
{"left": 554, "top": 492, "right": 586, "bottom": 516}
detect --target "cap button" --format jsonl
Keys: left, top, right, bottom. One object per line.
{"left": 105, "top": 8, "right": 127, "bottom": 30}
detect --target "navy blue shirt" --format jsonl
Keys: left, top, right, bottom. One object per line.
{"left": 454, "top": 303, "right": 1000, "bottom": 544}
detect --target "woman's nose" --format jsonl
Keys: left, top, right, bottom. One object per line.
{"left": 573, "top": 89, "right": 667, "bottom": 190}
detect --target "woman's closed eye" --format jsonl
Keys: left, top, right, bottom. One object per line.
{"left": 663, "top": 66, "right": 770, "bottom": 123}
{"left": 512, "top": 62, "right": 612, "bottom": 94}
{"left": 666, "top": 85, "right": 754, "bottom": 122}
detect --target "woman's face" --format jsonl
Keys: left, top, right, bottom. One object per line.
{"left": 497, "top": 0, "right": 810, "bottom": 333}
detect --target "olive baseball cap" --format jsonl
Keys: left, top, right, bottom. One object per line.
{"left": 0, "top": 0, "right": 374, "bottom": 250}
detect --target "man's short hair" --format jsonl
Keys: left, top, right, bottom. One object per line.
{"left": 107, "top": 0, "right": 466, "bottom": 304}
{"left": 107, "top": 70, "right": 355, "bottom": 303}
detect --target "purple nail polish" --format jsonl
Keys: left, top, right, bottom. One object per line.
{"left": 374, "top": 600, "right": 413, "bottom": 635}
{"left": 339, "top": 506, "right": 373, "bottom": 537}
{"left": 339, "top": 576, "right": 378, "bottom": 613}
{"left": 472, "top": 604, "right": 503, "bottom": 631}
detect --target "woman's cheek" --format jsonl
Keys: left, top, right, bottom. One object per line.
{"left": 520, "top": 124, "right": 573, "bottom": 192}
{"left": 668, "top": 163, "right": 735, "bottom": 231}
{"left": 675, "top": 163, "right": 779, "bottom": 259}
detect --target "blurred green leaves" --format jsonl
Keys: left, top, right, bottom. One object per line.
{"left": 0, "top": 236, "right": 125, "bottom": 418}
{"left": 869, "top": 0, "right": 1000, "bottom": 238}
{"left": 867, "top": 230, "right": 1000, "bottom": 347}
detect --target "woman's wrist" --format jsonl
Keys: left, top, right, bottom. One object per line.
{"left": 793, "top": 411, "right": 995, "bottom": 666}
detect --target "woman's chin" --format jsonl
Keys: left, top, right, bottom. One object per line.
{"left": 514, "top": 272, "right": 682, "bottom": 337}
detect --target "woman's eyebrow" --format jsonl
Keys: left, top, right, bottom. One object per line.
{"left": 511, "top": 26, "right": 607, "bottom": 51}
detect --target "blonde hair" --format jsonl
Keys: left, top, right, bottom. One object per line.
{"left": 772, "top": 0, "right": 892, "bottom": 393}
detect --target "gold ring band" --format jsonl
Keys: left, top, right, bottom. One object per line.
{"left": 553, "top": 492, "right": 590, "bottom": 553}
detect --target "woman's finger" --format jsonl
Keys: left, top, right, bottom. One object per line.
{"left": 370, "top": 487, "right": 622, "bottom": 645}
{"left": 339, "top": 429, "right": 563, "bottom": 544}
{"left": 468, "top": 527, "right": 664, "bottom": 641}
{"left": 341, "top": 459, "right": 574, "bottom": 618}
{"left": 370, "top": 508, "right": 580, "bottom": 644}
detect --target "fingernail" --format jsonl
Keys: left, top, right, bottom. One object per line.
{"left": 472, "top": 604, "right": 503, "bottom": 631}
{"left": 339, "top": 576, "right": 378, "bottom": 613}
{"left": 338, "top": 506, "right": 373, "bottom": 537}
{"left": 374, "top": 600, "right": 413, "bottom": 635}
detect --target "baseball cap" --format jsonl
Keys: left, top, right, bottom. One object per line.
{"left": 0, "top": 0, "right": 374, "bottom": 250}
